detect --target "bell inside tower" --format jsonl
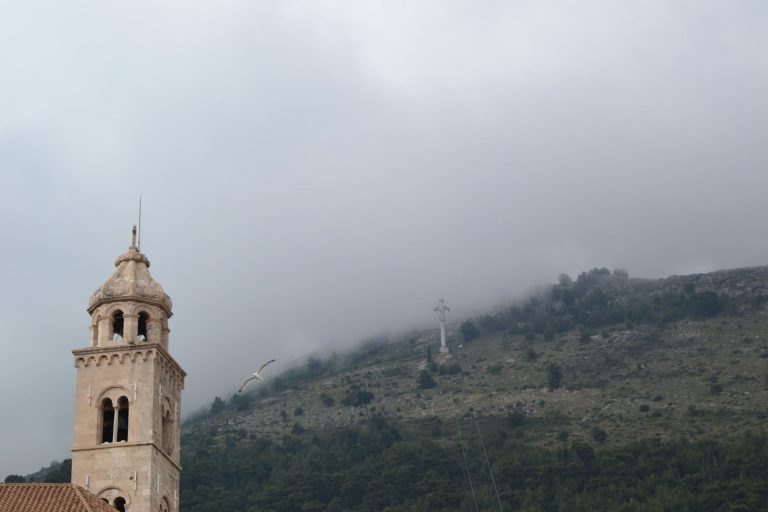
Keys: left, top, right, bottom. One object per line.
{"left": 138, "top": 311, "right": 149, "bottom": 341}
{"left": 112, "top": 310, "right": 124, "bottom": 340}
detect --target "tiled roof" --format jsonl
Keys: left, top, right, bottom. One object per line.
{"left": 0, "top": 484, "right": 116, "bottom": 512}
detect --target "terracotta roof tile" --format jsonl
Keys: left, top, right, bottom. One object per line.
{"left": 0, "top": 484, "right": 116, "bottom": 512}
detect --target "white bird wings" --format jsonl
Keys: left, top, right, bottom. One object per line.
{"left": 258, "top": 359, "right": 276, "bottom": 375}
{"left": 238, "top": 359, "right": 276, "bottom": 393}
{"left": 238, "top": 374, "right": 261, "bottom": 393}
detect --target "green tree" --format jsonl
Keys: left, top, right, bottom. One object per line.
{"left": 417, "top": 369, "right": 436, "bottom": 389}
{"left": 4, "top": 474, "right": 25, "bottom": 483}
{"left": 306, "top": 357, "right": 322, "bottom": 373}
{"left": 438, "top": 362, "right": 462, "bottom": 375}
{"left": 209, "top": 396, "right": 226, "bottom": 416}
{"left": 460, "top": 320, "right": 480, "bottom": 342}
{"left": 547, "top": 364, "right": 562, "bottom": 390}
{"left": 612, "top": 268, "right": 629, "bottom": 278}
{"left": 44, "top": 459, "right": 71, "bottom": 483}
{"left": 341, "top": 389, "right": 374, "bottom": 406}
{"left": 591, "top": 426, "right": 607, "bottom": 443}
{"left": 689, "top": 291, "right": 723, "bottom": 318}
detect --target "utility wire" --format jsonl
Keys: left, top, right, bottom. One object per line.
{"left": 471, "top": 411, "right": 504, "bottom": 512}
{"left": 448, "top": 394, "right": 480, "bottom": 512}
{"left": 452, "top": 343, "right": 504, "bottom": 512}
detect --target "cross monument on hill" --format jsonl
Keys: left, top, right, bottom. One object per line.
{"left": 435, "top": 298, "right": 450, "bottom": 355}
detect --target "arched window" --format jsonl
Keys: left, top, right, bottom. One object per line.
{"left": 112, "top": 310, "right": 124, "bottom": 340}
{"left": 101, "top": 399, "right": 114, "bottom": 443}
{"left": 162, "top": 408, "right": 173, "bottom": 454}
{"left": 138, "top": 311, "right": 149, "bottom": 341}
{"left": 116, "top": 396, "right": 129, "bottom": 442}
{"left": 114, "top": 496, "right": 126, "bottom": 512}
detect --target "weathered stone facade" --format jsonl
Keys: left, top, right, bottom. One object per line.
{"left": 71, "top": 227, "right": 185, "bottom": 512}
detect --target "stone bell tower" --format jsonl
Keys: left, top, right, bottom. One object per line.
{"left": 71, "top": 227, "right": 186, "bottom": 512}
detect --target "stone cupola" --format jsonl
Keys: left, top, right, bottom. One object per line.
{"left": 87, "top": 226, "right": 172, "bottom": 349}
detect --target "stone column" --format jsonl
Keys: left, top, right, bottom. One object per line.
{"left": 147, "top": 319, "right": 162, "bottom": 344}
{"left": 98, "top": 316, "right": 112, "bottom": 346}
{"left": 161, "top": 326, "right": 171, "bottom": 350}
{"left": 123, "top": 314, "right": 138, "bottom": 342}
{"left": 112, "top": 407, "right": 119, "bottom": 443}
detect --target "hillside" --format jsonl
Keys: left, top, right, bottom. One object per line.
{"left": 18, "top": 266, "right": 768, "bottom": 510}
{"left": 189, "top": 267, "right": 768, "bottom": 443}
{"left": 178, "top": 266, "right": 768, "bottom": 511}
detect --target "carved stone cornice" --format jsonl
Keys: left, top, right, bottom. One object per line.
{"left": 73, "top": 343, "right": 187, "bottom": 381}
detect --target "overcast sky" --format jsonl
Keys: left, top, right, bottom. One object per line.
{"left": 1, "top": 0, "right": 767, "bottom": 477}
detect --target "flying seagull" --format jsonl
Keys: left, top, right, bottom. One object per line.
{"left": 238, "top": 359, "right": 276, "bottom": 393}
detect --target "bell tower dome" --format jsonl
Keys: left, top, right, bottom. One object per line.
{"left": 87, "top": 225, "right": 173, "bottom": 349}
{"left": 71, "top": 227, "right": 186, "bottom": 512}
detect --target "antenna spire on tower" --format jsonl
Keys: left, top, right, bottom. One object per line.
{"left": 138, "top": 195, "right": 142, "bottom": 252}
{"left": 131, "top": 225, "right": 137, "bottom": 249}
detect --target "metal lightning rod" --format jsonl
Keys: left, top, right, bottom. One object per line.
{"left": 138, "top": 195, "right": 142, "bottom": 252}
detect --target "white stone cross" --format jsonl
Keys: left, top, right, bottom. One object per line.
{"left": 435, "top": 298, "right": 450, "bottom": 354}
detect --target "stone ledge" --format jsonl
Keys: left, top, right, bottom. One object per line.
{"left": 72, "top": 442, "right": 182, "bottom": 472}
{"left": 72, "top": 343, "right": 186, "bottom": 378}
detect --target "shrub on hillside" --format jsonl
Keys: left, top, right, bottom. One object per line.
{"left": 209, "top": 396, "right": 226, "bottom": 416}
{"left": 417, "top": 369, "right": 436, "bottom": 389}
{"left": 341, "top": 389, "right": 374, "bottom": 406}
{"left": 689, "top": 291, "right": 724, "bottom": 318}
{"left": 591, "top": 426, "right": 608, "bottom": 443}
{"left": 547, "top": 364, "right": 562, "bottom": 391}
{"left": 460, "top": 320, "right": 480, "bottom": 342}
{"left": 438, "top": 362, "right": 462, "bottom": 375}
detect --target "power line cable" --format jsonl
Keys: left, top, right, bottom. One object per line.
{"left": 448, "top": 393, "right": 480, "bottom": 512}
{"left": 452, "top": 343, "right": 504, "bottom": 511}
{"left": 471, "top": 411, "right": 504, "bottom": 512}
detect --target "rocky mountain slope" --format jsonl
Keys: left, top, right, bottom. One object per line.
{"left": 187, "top": 266, "right": 768, "bottom": 450}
